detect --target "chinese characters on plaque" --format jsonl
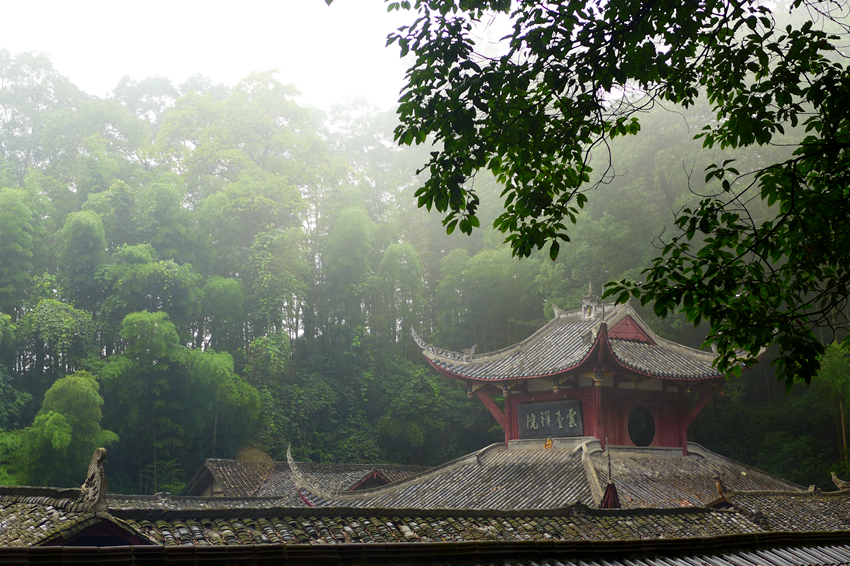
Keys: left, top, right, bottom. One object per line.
{"left": 517, "top": 399, "right": 583, "bottom": 438}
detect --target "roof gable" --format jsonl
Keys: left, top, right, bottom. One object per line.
{"left": 608, "top": 315, "right": 655, "bottom": 344}
{"left": 40, "top": 515, "right": 153, "bottom": 546}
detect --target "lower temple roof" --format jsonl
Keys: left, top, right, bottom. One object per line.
{"left": 2, "top": 537, "right": 849, "bottom": 566}
{"left": 182, "top": 459, "right": 427, "bottom": 499}
{"left": 3, "top": 487, "right": 849, "bottom": 548}
{"left": 0, "top": 444, "right": 847, "bottom": 556}
{"left": 589, "top": 444, "right": 801, "bottom": 508}
{"left": 723, "top": 490, "right": 850, "bottom": 532}
{"left": 292, "top": 440, "right": 803, "bottom": 510}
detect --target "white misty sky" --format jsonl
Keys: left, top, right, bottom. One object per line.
{"left": 4, "top": 0, "right": 413, "bottom": 110}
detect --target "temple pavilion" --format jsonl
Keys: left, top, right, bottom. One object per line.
{"left": 412, "top": 287, "right": 724, "bottom": 452}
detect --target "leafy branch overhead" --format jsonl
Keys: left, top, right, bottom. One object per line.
{"left": 381, "top": 0, "right": 850, "bottom": 385}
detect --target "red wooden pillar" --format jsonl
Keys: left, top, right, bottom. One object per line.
{"left": 681, "top": 384, "right": 715, "bottom": 455}
{"left": 594, "top": 370, "right": 604, "bottom": 449}
{"left": 679, "top": 388, "right": 689, "bottom": 455}
{"left": 504, "top": 390, "right": 514, "bottom": 444}
{"left": 595, "top": 324, "right": 608, "bottom": 449}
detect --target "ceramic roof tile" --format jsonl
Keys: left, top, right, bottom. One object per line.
{"left": 591, "top": 445, "right": 802, "bottom": 508}
{"left": 725, "top": 490, "right": 850, "bottom": 532}
{"left": 257, "top": 462, "right": 428, "bottom": 497}
{"left": 608, "top": 339, "right": 722, "bottom": 379}
{"left": 294, "top": 445, "right": 597, "bottom": 510}
{"left": 118, "top": 507, "right": 768, "bottom": 546}
{"left": 204, "top": 459, "right": 266, "bottom": 496}
{"left": 415, "top": 303, "right": 722, "bottom": 381}
{"left": 194, "top": 459, "right": 426, "bottom": 499}
{"left": 428, "top": 318, "right": 599, "bottom": 380}
{"left": 0, "top": 500, "right": 92, "bottom": 546}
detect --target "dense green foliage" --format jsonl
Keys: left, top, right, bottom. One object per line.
{"left": 384, "top": 0, "right": 850, "bottom": 386}
{"left": 0, "top": 47, "right": 844, "bottom": 491}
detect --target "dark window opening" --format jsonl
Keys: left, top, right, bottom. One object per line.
{"left": 628, "top": 407, "right": 655, "bottom": 446}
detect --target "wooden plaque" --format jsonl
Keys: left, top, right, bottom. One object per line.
{"left": 517, "top": 399, "right": 584, "bottom": 438}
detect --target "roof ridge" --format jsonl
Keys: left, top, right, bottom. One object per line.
{"left": 110, "top": 500, "right": 744, "bottom": 520}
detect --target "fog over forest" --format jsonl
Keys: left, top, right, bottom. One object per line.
{"left": 0, "top": 3, "right": 846, "bottom": 494}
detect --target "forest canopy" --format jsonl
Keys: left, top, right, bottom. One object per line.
{"left": 383, "top": 0, "right": 850, "bottom": 386}
{"left": 0, "top": 44, "right": 846, "bottom": 491}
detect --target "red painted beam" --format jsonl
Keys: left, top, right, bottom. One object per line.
{"left": 475, "top": 389, "right": 506, "bottom": 429}
{"left": 683, "top": 386, "right": 715, "bottom": 429}
{"left": 680, "top": 385, "right": 716, "bottom": 455}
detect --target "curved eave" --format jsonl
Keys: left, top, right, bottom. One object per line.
{"left": 602, "top": 337, "right": 725, "bottom": 381}
{"left": 424, "top": 353, "right": 597, "bottom": 383}
{"left": 425, "top": 327, "right": 725, "bottom": 382}
{"left": 606, "top": 356, "right": 725, "bottom": 381}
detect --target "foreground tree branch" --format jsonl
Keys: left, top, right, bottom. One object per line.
{"left": 369, "top": 0, "right": 850, "bottom": 385}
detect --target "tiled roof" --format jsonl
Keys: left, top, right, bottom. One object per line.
{"left": 118, "top": 506, "right": 766, "bottom": 546}
{"left": 415, "top": 303, "right": 722, "bottom": 381}
{"left": 609, "top": 338, "right": 722, "bottom": 379}
{"left": 203, "top": 458, "right": 266, "bottom": 496}
{"left": 290, "top": 441, "right": 803, "bottom": 511}
{"left": 186, "top": 459, "right": 427, "bottom": 500}
{"left": 2, "top": 538, "right": 849, "bottom": 565}
{"left": 0, "top": 499, "right": 91, "bottom": 546}
{"left": 2, "top": 536, "right": 848, "bottom": 565}
{"left": 293, "top": 443, "right": 598, "bottom": 509}
{"left": 0, "top": 485, "right": 770, "bottom": 547}
{"left": 1, "top": 482, "right": 849, "bottom": 554}
{"left": 590, "top": 443, "right": 802, "bottom": 508}
{"left": 257, "top": 463, "right": 428, "bottom": 497}
{"left": 725, "top": 490, "right": 850, "bottom": 532}
{"left": 0, "top": 489, "right": 153, "bottom": 546}
{"left": 424, "top": 318, "right": 599, "bottom": 380}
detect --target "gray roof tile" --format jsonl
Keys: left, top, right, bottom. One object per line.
{"left": 591, "top": 444, "right": 802, "bottom": 508}
{"left": 416, "top": 303, "right": 722, "bottom": 381}
{"left": 609, "top": 340, "right": 721, "bottom": 379}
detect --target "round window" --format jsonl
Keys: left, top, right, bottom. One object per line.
{"left": 627, "top": 407, "right": 656, "bottom": 447}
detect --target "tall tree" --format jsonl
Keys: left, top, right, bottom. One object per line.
{"left": 382, "top": 0, "right": 850, "bottom": 384}
{"left": 321, "top": 207, "right": 377, "bottom": 332}
{"left": 57, "top": 210, "right": 107, "bottom": 311}
{"left": 18, "top": 299, "right": 96, "bottom": 401}
{"left": 376, "top": 243, "right": 425, "bottom": 350}
{"left": 99, "top": 244, "right": 202, "bottom": 346}
{"left": 0, "top": 189, "right": 36, "bottom": 315}
{"left": 0, "top": 49, "right": 84, "bottom": 179}
{"left": 20, "top": 371, "right": 117, "bottom": 487}
{"left": 100, "top": 311, "right": 261, "bottom": 493}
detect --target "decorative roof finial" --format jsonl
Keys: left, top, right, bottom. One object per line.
{"left": 581, "top": 282, "right": 600, "bottom": 318}
{"left": 714, "top": 474, "right": 727, "bottom": 497}
{"left": 76, "top": 447, "right": 108, "bottom": 513}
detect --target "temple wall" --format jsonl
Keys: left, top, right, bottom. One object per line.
{"left": 506, "top": 385, "right": 687, "bottom": 449}
{"left": 601, "top": 389, "right": 683, "bottom": 448}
